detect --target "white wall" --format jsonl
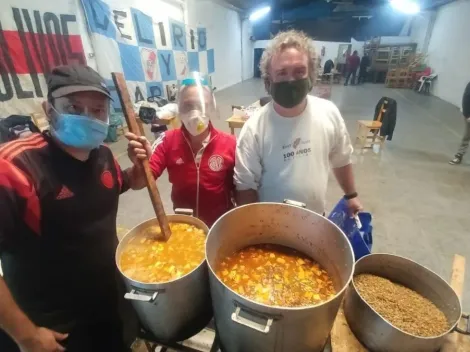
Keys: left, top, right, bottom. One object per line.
{"left": 187, "top": 0, "right": 242, "bottom": 91}
{"left": 425, "top": 0, "right": 470, "bottom": 108}
{"left": 241, "top": 19, "right": 254, "bottom": 80}
{"left": 254, "top": 40, "right": 270, "bottom": 48}
{"left": 315, "top": 40, "right": 350, "bottom": 66}
{"left": 409, "top": 11, "right": 436, "bottom": 53}
{"left": 409, "top": 12, "right": 430, "bottom": 53}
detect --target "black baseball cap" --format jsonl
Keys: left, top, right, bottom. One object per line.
{"left": 47, "top": 64, "right": 112, "bottom": 100}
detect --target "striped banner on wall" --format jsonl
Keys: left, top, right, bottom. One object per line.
{"left": 0, "top": 0, "right": 85, "bottom": 116}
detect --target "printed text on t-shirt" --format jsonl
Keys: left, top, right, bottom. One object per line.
{"left": 283, "top": 137, "right": 312, "bottom": 161}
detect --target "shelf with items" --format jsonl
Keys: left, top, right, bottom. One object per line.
{"left": 367, "top": 40, "right": 417, "bottom": 83}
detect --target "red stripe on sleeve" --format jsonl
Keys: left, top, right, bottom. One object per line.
{"left": 6, "top": 141, "right": 48, "bottom": 162}
{"left": 0, "top": 160, "right": 41, "bottom": 235}
{"left": 0, "top": 134, "right": 43, "bottom": 158}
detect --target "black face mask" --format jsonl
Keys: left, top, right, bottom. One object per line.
{"left": 269, "top": 78, "right": 312, "bottom": 109}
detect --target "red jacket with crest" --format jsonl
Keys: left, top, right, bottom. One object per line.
{"left": 149, "top": 124, "right": 236, "bottom": 227}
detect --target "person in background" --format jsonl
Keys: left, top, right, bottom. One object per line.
{"left": 323, "top": 59, "right": 335, "bottom": 75}
{"left": 344, "top": 50, "right": 360, "bottom": 86}
{"left": 127, "top": 73, "right": 236, "bottom": 226}
{"left": 358, "top": 52, "right": 371, "bottom": 84}
{"left": 449, "top": 81, "right": 470, "bottom": 165}
{"left": 0, "top": 65, "right": 145, "bottom": 352}
{"left": 234, "top": 30, "right": 362, "bottom": 216}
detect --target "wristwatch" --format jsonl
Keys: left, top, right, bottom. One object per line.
{"left": 344, "top": 192, "right": 358, "bottom": 200}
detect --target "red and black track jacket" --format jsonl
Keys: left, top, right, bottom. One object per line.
{"left": 0, "top": 133, "right": 129, "bottom": 331}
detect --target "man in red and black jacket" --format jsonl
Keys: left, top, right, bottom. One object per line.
{"left": 127, "top": 73, "right": 236, "bottom": 227}
{"left": 0, "top": 65, "right": 145, "bottom": 352}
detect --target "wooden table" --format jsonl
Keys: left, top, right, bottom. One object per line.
{"left": 226, "top": 115, "right": 248, "bottom": 135}
{"left": 225, "top": 87, "right": 334, "bottom": 135}
{"left": 331, "top": 254, "right": 469, "bottom": 352}
{"left": 226, "top": 101, "right": 260, "bottom": 135}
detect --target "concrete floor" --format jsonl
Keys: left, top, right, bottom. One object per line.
{"left": 112, "top": 78, "right": 470, "bottom": 311}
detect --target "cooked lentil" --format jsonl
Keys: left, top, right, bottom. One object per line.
{"left": 216, "top": 244, "right": 336, "bottom": 307}
{"left": 354, "top": 274, "right": 449, "bottom": 337}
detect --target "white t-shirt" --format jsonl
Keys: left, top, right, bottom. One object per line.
{"left": 234, "top": 95, "right": 352, "bottom": 214}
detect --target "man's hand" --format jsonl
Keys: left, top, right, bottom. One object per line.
{"left": 125, "top": 132, "right": 152, "bottom": 166}
{"left": 18, "top": 327, "right": 68, "bottom": 352}
{"left": 346, "top": 197, "right": 363, "bottom": 216}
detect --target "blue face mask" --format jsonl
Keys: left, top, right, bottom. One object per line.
{"left": 51, "top": 113, "right": 109, "bottom": 150}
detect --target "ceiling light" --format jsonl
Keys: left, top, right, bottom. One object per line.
{"left": 390, "top": 0, "right": 420, "bottom": 15}
{"left": 249, "top": 6, "right": 271, "bottom": 22}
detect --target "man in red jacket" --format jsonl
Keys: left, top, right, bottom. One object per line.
{"left": 344, "top": 50, "right": 360, "bottom": 86}
{"left": 127, "top": 73, "right": 236, "bottom": 226}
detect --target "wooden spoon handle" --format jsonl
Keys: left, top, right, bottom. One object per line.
{"left": 111, "top": 72, "right": 171, "bottom": 240}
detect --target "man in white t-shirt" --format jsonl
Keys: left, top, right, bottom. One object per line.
{"left": 235, "top": 30, "right": 362, "bottom": 215}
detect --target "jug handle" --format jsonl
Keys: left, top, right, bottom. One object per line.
{"left": 455, "top": 313, "right": 470, "bottom": 335}
{"left": 124, "top": 289, "right": 159, "bottom": 303}
{"left": 231, "top": 307, "right": 273, "bottom": 334}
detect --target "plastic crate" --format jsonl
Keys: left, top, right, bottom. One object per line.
{"left": 104, "top": 114, "right": 124, "bottom": 143}
{"left": 105, "top": 125, "right": 118, "bottom": 143}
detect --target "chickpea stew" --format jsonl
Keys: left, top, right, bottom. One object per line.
{"left": 120, "top": 222, "right": 206, "bottom": 283}
{"left": 216, "top": 244, "right": 336, "bottom": 307}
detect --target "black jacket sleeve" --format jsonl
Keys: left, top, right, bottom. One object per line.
{"left": 462, "top": 82, "right": 470, "bottom": 118}
{"left": 375, "top": 98, "right": 397, "bottom": 140}
{"left": 386, "top": 101, "right": 397, "bottom": 141}
{"left": 0, "top": 160, "right": 32, "bottom": 252}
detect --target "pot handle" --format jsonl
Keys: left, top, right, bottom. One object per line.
{"left": 175, "top": 208, "right": 194, "bottom": 216}
{"left": 231, "top": 307, "right": 273, "bottom": 334}
{"left": 455, "top": 313, "right": 470, "bottom": 335}
{"left": 283, "top": 199, "right": 306, "bottom": 208}
{"left": 124, "top": 289, "right": 158, "bottom": 303}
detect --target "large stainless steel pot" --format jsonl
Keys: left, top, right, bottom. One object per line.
{"left": 116, "top": 214, "right": 212, "bottom": 342}
{"left": 344, "top": 253, "right": 469, "bottom": 352}
{"left": 205, "top": 202, "right": 355, "bottom": 352}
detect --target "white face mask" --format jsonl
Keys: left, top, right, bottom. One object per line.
{"left": 180, "top": 109, "right": 210, "bottom": 136}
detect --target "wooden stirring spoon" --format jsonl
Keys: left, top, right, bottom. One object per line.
{"left": 112, "top": 72, "right": 172, "bottom": 241}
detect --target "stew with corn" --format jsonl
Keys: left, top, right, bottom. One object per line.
{"left": 216, "top": 244, "right": 336, "bottom": 307}
{"left": 120, "top": 223, "right": 206, "bottom": 283}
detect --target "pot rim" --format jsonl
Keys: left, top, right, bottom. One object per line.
{"left": 351, "top": 253, "right": 463, "bottom": 339}
{"left": 205, "top": 202, "right": 355, "bottom": 311}
{"left": 116, "top": 215, "right": 208, "bottom": 287}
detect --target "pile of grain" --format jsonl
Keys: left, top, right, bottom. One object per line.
{"left": 354, "top": 274, "right": 449, "bottom": 337}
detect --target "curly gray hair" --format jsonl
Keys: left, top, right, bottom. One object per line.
{"left": 259, "top": 30, "right": 316, "bottom": 87}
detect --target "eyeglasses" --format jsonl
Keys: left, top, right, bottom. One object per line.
{"left": 52, "top": 101, "right": 110, "bottom": 122}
